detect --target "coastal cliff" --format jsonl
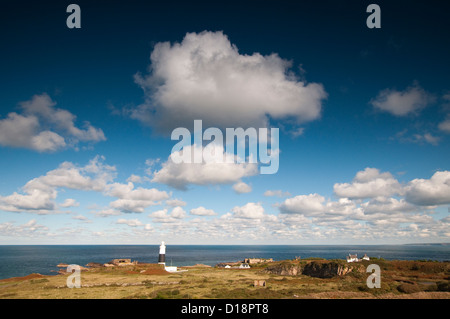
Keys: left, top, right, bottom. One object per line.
{"left": 263, "top": 260, "right": 364, "bottom": 278}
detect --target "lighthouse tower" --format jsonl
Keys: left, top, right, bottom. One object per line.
{"left": 158, "top": 241, "right": 166, "bottom": 265}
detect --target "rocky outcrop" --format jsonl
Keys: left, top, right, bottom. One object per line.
{"left": 262, "top": 262, "right": 303, "bottom": 276}
{"left": 302, "top": 261, "right": 353, "bottom": 278}
{"left": 263, "top": 260, "right": 361, "bottom": 278}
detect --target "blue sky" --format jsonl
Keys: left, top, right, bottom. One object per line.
{"left": 0, "top": 0, "right": 449, "bottom": 244}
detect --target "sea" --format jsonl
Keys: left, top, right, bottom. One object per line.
{"left": 0, "top": 244, "right": 449, "bottom": 280}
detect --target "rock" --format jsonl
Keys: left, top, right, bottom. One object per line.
{"left": 397, "top": 283, "right": 422, "bottom": 294}
{"left": 262, "top": 261, "right": 303, "bottom": 276}
{"left": 263, "top": 260, "right": 359, "bottom": 278}
{"left": 302, "top": 261, "right": 352, "bottom": 278}
{"left": 86, "top": 262, "right": 103, "bottom": 268}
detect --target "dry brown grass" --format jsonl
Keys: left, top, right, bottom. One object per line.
{"left": 0, "top": 260, "right": 448, "bottom": 299}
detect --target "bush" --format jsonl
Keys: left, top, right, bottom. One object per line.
{"left": 397, "top": 283, "right": 422, "bottom": 294}
{"left": 302, "top": 257, "right": 326, "bottom": 261}
{"left": 31, "top": 278, "right": 49, "bottom": 284}
{"left": 410, "top": 263, "right": 420, "bottom": 271}
{"left": 437, "top": 281, "right": 450, "bottom": 292}
{"left": 358, "top": 285, "right": 370, "bottom": 292}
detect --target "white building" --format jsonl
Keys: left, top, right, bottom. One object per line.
{"left": 164, "top": 266, "right": 178, "bottom": 272}
{"left": 239, "top": 263, "right": 251, "bottom": 269}
{"left": 346, "top": 254, "right": 359, "bottom": 263}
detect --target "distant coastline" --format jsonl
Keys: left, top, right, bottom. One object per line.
{"left": 403, "top": 243, "right": 450, "bottom": 246}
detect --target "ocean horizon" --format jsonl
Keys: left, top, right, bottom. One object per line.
{"left": 0, "top": 244, "right": 449, "bottom": 280}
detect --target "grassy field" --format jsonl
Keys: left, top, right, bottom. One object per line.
{"left": 0, "top": 259, "right": 449, "bottom": 299}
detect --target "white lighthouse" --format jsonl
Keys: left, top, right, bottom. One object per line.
{"left": 158, "top": 241, "right": 166, "bottom": 265}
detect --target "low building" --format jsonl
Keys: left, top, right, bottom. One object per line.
{"left": 346, "top": 253, "right": 370, "bottom": 262}
{"left": 164, "top": 266, "right": 178, "bottom": 272}
{"left": 346, "top": 254, "right": 359, "bottom": 263}
{"left": 243, "top": 258, "right": 274, "bottom": 264}
{"left": 106, "top": 259, "right": 137, "bottom": 266}
{"left": 239, "top": 263, "right": 251, "bottom": 269}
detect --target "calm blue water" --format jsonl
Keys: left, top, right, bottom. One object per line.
{"left": 0, "top": 245, "right": 449, "bottom": 280}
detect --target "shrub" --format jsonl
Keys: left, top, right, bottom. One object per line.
{"left": 437, "top": 281, "right": 450, "bottom": 292}
{"left": 30, "top": 278, "right": 49, "bottom": 284}
{"left": 358, "top": 285, "right": 370, "bottom": 292}
{"left": 397, "top": 283, "right": 422, "bottom": 294}
{"left": 410, "top": 263, "right": 420, "bottom": 271}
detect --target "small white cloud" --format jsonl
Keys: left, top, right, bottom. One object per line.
{"left": 190, "top": 206, "right": 218, "bottom": 216}
{"left": 394, "top": 130, "right": 441, "bottom": 146}
{"left": 91, "top": 208, "right": 121, "bottom": 217}
{"left": 60, "top": 198, "right": 80, "bottom": 208}
{"left": 370, "top": 84, "right": 435, "bottom": 116}
{"left": 72, "top": 214, "right": 91, "bottom": 222}
{"left": 117, "top": 218, "right": 144, "bottom": 227}
{"left": 290, "top": 127, "right": 305, "bottom": 138}
{"left": 126, "top": 174, "right": 143, "bottom": 184}
{"left": 232, "top": 181, "right": 252, "bottom": 194}
{"left": 171, "top": 206, "right": 187, "bottom": 219}
{"left": 264, "top": 190, "right": 291, "bottom": 197}
{"left": 413, "top": 133, "right": 440, "bottom": 146}
{"left": 166, "top": 199, "right": 187, "bottom": 207}
{"left": 438, "top": 118, "right": 450, "bottom": 133}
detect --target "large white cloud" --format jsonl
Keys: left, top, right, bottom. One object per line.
{"left": 190, "top": 206, "right": 218, "bottom": 216}
{"left": 231, "top": 202, "right": 266, "bottom": 219}
{"left": 132, "top": 31, "right": 327, "bottom": 131}
{"left": 0, "top": 93, "right": 105, "bottom": 152}
{"left": 360, "top": 197, "right": 417, "bottom": 214}
{"left": 0, "top": 156, "right": 116, "bottom": 214}
{"left": 333, "top": 168, "right": 403, "bottom": 199}
{"left": 149, "top": 207, "right": 187, "bottom": 223}
{"left": 0, "top": 219, "right": 49, "bottom": 238}
{"left": 151, "top": 144, "right": 258, "bottom": 190}
{"left": 279, "top": 195, "right": 362, "bottom": 221}
{"left": 105, "top": 182, "right": 170, "bottom": 213}
{"left": 279, "top": 193, "right": 325, "bottom": 215}
{"left": 0, "top": 156, "right": 175, "bottom": 215}
{"left": 404, "top": 171, "right": 450, "bottom": 206}
{"left": 370, "top": 84, "right": 435, "bottom": 116}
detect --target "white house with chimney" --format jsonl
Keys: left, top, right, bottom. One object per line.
{"left": 346, "top": 254, "right": 359, "bottom": 263}
{"left": 346, "top": 253, "right": 370, "bottom": 263}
